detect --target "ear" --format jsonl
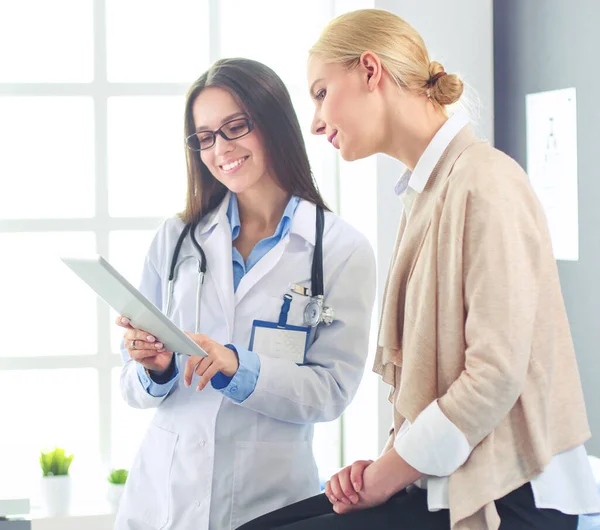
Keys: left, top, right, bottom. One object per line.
{"left": 359, "top": 51, "right": 383, "bottom": 92}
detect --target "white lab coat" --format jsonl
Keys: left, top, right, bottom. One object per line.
{"left": 115, "top": 194, "right": 376, "bottom": 530}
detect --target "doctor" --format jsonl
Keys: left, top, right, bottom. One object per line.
{"left": 113, "top": 57, "right": 376, "bottom": 530}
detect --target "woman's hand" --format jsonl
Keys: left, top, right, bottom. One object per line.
{"left": 325, "top": 460, "right": 373, "bottom": 506}
{"left": 330, "top": 462, "right": 392, "bottom": 514}
{"left": 183, "top": 334, "right": 239, "bottom": 391}
{"left": 116, "top": 316, "right": 174, "bottom": 373}
{"left": 330, "top": 449, "right": 422, "bottom": 515}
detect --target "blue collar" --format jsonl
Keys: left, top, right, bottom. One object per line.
{"left": 226, "top": 193, "right": 300, "bottom": 242}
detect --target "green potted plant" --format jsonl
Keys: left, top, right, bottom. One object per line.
{"left": 39, "top": 447, "right": 74, "bottom": 516}
{"left": 106, "top": 468, "right": 128, "bottom": 511}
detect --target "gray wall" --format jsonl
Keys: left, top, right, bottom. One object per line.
{"left": 494, "top": 0, "right": 600, "bottom": 455}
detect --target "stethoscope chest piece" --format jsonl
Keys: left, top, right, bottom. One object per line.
{"left": 303, "top": 295, "right": 335, "bottom": 328}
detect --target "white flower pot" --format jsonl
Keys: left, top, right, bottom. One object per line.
{"left": 40, "top": 475, "right": 72, "bottom": 516}
{"left": 107, "top": 483, "right": 125, "bottom": 512}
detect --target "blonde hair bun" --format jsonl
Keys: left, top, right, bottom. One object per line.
{"left": 428, "top": 61, "right": 463, "bottom": 106}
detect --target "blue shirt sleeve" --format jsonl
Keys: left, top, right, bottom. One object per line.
{"left": 211, "top": 344, "right": 260, "bottom": 403}
{"left": 136, "top": 357, "right": 179, "bottom": 398}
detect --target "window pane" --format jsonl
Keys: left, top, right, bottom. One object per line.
{"left": 290, "top": 90, "right": 339, "bottom": 210}
{"left": 342, "top": 370, "right": 379, "bottom": 465}
{"left": 313, "top": 419, "right": 341, "bottom": 484}
{"left": 338, "top": 151, "right": 379, "bottom": 464}
{"left": 109, "top": 230, "right": 159, "bottom": 352}
{"left": 0, "top": 0, "right": 93, "bottom": 82}
{"left": 106, "top": 0, "right": 210, "bottom": 82}
{"left": 219, "top": 0, "right": 332, "bottom": 89}
{"left": 0, "top": 232, "right": 97, "bottom": 357}
{"left": 0, "top": 97, "right": 95, "bottom": 219}
{"left": 108, "top": 96, "right": 187, "bottom": 218}
{"left": 109, "top": 230, "right": 159, "bottom": 285}
{"left": 111, "top": 368, "right": 155, "bottom": 469}
{"left": 0, "top": 369, "right": 99, "bottom": 498}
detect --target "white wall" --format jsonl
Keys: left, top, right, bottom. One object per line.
{"left": 376, "top": 0, "right": 495, "bottom": 143}
{"left": 370, "top": 0, "right": 495, "bottom": 451}
{"left": 311, "top": 0, "right": 494, "bottom": 460}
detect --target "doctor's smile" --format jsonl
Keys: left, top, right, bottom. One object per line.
{"left": 219, "top": 156, "right": 250, "bottom": 174}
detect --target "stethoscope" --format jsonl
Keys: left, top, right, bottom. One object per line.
{"left": 164, "top": 206, "right": 334, "bottom": 334}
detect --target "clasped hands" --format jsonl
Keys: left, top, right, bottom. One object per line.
{"left": 325, "top": 449, "right": 422, "bottom": 515}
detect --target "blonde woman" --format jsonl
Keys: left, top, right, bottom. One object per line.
{"left": 238, "top": 8, "right": 600, "bottom": 530}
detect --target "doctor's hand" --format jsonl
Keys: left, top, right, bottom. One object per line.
{"left": 116, "top": 316, "right": 174, "bottom": 373}
{"left": 183, "top": 334, "right": 239, "bottom": 391}
{"left": 325, "top": 460, "right": 373, "bottom": 507}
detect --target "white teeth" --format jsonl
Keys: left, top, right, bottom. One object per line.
{"left": 221, "top": 158, "right": 246, "bottom": 171}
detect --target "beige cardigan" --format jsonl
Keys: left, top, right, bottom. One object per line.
{"left": 374, "top": 126, "right": 591, "bottom": 530}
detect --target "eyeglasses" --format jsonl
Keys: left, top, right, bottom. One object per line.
{"left": 186, "top": 117, "right": 254, "bottom": 151}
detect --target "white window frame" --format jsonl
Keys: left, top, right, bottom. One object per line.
{"left": 0, "top": 0, "right": 350, "bottom": 474}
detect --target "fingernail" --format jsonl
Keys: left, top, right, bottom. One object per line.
{"left": 342, "top": 497, "right": 350, "bottom": 505}
{"left": 350, "top": 494, "right": 358, "bottom": 503}
{"left": 184, "top": 380, "right": 190, "bottom": 387}
{"left": 121, "top": 317, "right": 129, "bottom": 324}
{"left": 146, "top": 335, "right": 155, "bottom": 342}
{"left": 353, "top": 482, "right": 361, "bottom": 492}
{"left": 155, "top": 342, "right": 163, "bottom": 348}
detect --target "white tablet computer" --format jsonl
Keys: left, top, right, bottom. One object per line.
{"left": 61, "top": 255, "right": 207, "bottom": 358}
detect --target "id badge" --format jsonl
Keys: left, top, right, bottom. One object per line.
{"left": 248, "top": 294, "right": 310, "bottom": 364}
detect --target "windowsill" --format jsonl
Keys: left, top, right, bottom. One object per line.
{"left": 29, "top": 502, "right": 115, "bottom": 530}
{"left": 31, "top": 513, "right": 115, "bottom": 530}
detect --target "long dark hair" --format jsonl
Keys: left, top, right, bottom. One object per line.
{"left": 180, "top": 58, "right": 329, "bottom": 224}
